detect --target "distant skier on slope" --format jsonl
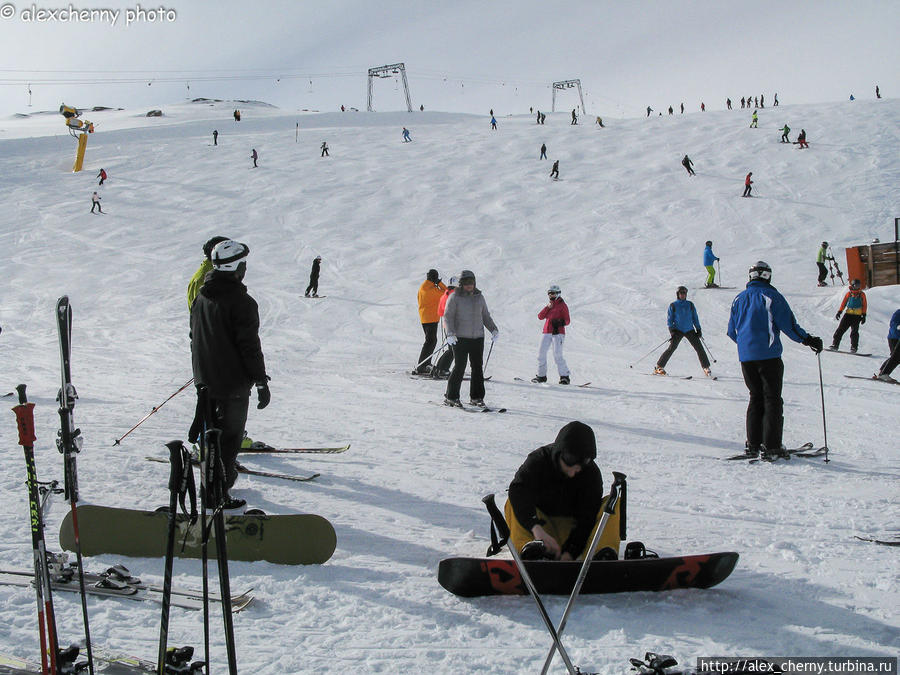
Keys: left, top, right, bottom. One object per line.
{"left": 305, "top": 255, "right": 322, "bottom": 298}
{"left": 540, "top": 143, "right": 547, "bottom": 159}
{"left": 796, "top": 129, "right": 808, "bottom": 149}
{"left": 97, "top": 168, "right": 107, "bottom": 185}
{"left": 506, "top": 421, "right": 621, "bottom": 561}
{"left": 750, "top": 110, "right": 758, "bottom": 128}
{"left": 742, "top": 172, "right": 753, "bottom": 197}
{"left": 90, "top": 191, "right": 102, "bottom": 213}
{"left": 816, "top": 241, "right": 834, "bottom": 287}
{"left": 490, "top": 116, "right": 498, "bottom": 130}
{"left": 681, "top": 154, "right": 695, "bottom": 176}
{"left": 829, "top": 279, "right": 867, "bottom": 353}
{"left": 321, "top": 141, "right": 329, "bottom": 157}
{"left": 779, "top": 124, "right": 791, "bottom": 143}
{"left": 727, "top": 261, "right": 823, "bottom": 460}
{"left": 653, "top": 286, "right": 712, "bottom": 377}
{"left": 402, "top": 127, "right": 411, "bottom": 142}
{"left": 251, "top": 148, "right": 258, "bottom": 168}
{"left": 550, "top": 160, "right": 560, "bottom": 180}
{"left": 703, "top": 240, "right": 720, "bottom": 287}
{"left": 571, "top": 109, "right": 578, "bottom": 125}
{"left": 533, "top": 284, "right": 571, "bottom": 385}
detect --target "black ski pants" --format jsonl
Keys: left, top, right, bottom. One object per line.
{"left": 817, "top": 262, "right": 828, "bottom": 283}
{"left": 740, "top": 357, "right": 784, "bottom": 452}
{"left": 879, "top": 338, "right": 899, "bottom": 377}
{"left": 832, "top": 314, "right": 863, "bottom": 350}
{"left": 657, "top": 330, "right": 709, "bottom": 369}
{"left": 743, "top": 185, "right": 752, "bottom": 197}
{"left": 305, "top": 275, "right": 319, "bottom": 297}
{"left": 417, "top": 322, "right": 438, "bottom": 373}
{"left": 446, "top": 337, "right": 485, "bottom": 401}
{"left": 210, "top": 395, "right": 249, "bottom": 492}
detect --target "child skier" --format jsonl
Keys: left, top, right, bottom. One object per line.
{"left": 654, "top": 286, "right": 712, "bottom": 377}
{"left": 533, "top": 284, "right": 571, "bottom": 385}
{"left": 829, "top": 279, "right": 867, "bottom": 353}
{"left": 703, "top": 241, "right": 720, "bottom": 287}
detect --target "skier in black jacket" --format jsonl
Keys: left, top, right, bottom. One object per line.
{"left": 305, "top": 255, "right": 321, "bottom": 297}
{"left": 190, "top": 239, "right": 270, "bottom": 509}
{"left": 505, "top": 421, "right": 621, "bottom": 561}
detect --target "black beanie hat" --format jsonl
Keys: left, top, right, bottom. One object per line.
{"left": 427, "top": 268, "right": 440, "bottom": 283}
{"left": 554, "top": 421, "right": 597, "bottom": 464}
{"left": 203, "top": 236, "right": 229, "bottom": 260}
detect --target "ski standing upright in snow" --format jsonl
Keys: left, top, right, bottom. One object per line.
{"left": 55, "top": 296, "right": 95, "bottom": 674}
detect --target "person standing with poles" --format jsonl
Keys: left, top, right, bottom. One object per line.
{"left": 533, "top": 284, "right": 571, "bottom": 384}
{"left": 653, "top": 286, "right": 712, "bottom": 377}
{"left": 442, "top": 269, "right": 498, "bottom": 407}
{"left": 415, "top": 269, "right": 446, "bottom": 375}
{"left": 703, "top": 240, "right": 720, "bottom": 288}
{"left": 816, "top": 241, "right": 834, "bottom": 287}
{"left": 829, "top": 279, "right": 867, "bottom": 353}
{"left": 727, "top": 261, "right": 824, "bottom": 459}
{"left": 874, "top": 307, "right": 900, "bottom": 382}
{"left": 742, "top": 172, "right": 753, "bottom": 197}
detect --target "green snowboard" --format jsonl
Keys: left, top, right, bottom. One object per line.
{"left": 59, "top": 504, "right": 336, "bottom": 565}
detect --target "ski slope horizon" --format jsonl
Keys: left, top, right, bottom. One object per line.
{"left": 0, "top": 96, "right": 897, "bottom": 673}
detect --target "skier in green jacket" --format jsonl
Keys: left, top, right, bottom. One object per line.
{"left": 779, "top": 124, "right": 791, "bottom": 143}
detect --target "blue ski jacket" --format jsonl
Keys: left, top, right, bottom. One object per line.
{"left": 727, "top": 280, "right": 809, "bottom": 362}
{"left": 703, "top": 245, "right": 719, "bottom": 267}
{"left": 889, "top": 309, "right": 900, "bottom": 340}
{"left": 667, "top": 299, "right": 701, "bottom": 334}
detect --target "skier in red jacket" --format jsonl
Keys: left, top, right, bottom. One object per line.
{"left": 533, "top": 284, "right": 571, "bottom": 384}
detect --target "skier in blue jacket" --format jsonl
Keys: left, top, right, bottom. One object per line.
{"left": 703, "top": 241, "right": 720, "bottom": 288}
{"left": 727, "top": 261, "right": 823, "bottom": 459}
{"left": 654, "top": 286, "right": 712, "bottom": 376}
{"left": 874, "top": 308, "right": 900, "bottom": 381}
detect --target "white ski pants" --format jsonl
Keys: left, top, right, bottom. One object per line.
{"left": 537, "top": 334, "right": 569, "bottom": 377}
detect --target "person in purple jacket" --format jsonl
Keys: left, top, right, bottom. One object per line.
{"left": 727, "top": 261, "right": 823, "bottom": 459}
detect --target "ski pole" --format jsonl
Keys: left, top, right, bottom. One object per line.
{"left": 113, "top": 377, "right": 194, "bottom": 446}
{"left": 483, "top": 339, "right": 494, "bottom": 372}
{"left": 14, "top": 383, "right": 60, "bottom": 675}
{"left": 628, "top": 337, "right": 671, "bottom": 369}
{"left": 716, "top": 259, "right": 722, "bottom": 287}
{"left": 157, "top": 441, "right": 184, "bottom": 675}
{"left": 413, "top": 341, "right": 448, "bottom": 372}
{"left": 482, "top": 494, "right": 578, "bottom": 675}
{"left": 540, "top": 472, "right": 626, "bottom": 675}
{"left": 817, "top": 353, "right": 830, "bottom": 463}
{"left": 700, "top": 336, "right": 717, "bottom": 363}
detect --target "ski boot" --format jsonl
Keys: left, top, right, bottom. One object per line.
{"left": 703, "top": 367, "right": 712, "bottom": 377}
{"left": 592, "top": 546, "right": 618, "bottom": 561}
{"left": 443, "top": 397, "right": 463, "bottom": 408}
{"left": 652, "top": 366, "right": 666, "bottom": 376}
{"left": 469, "top": 398, "right": 485, "bottom": 407}
{"left": 531, "top": 375, "right": 547, "bottom": 383}
{"left": 520, "top": 540, "right": 553, "bottom": 560}
{"left": 559, "top": 375, "right": 570, "bottom": 385}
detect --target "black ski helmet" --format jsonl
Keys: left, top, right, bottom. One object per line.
{"left": 705, "top": 240, "right": 712, "bottom": 247}
{"left": 748, "top": 260, "right": 772, "bottom": 282}
{"left": 426, "top": 269, "right": 440, "bottom": 283}
{"left": 821, "top": 241, "right": 828, "bottom": 248}
{"left": 203, "top": 235, "right": 229, "bottom": 260}
{"left": 676, "top": 286, "right": 688, "bottom": 296}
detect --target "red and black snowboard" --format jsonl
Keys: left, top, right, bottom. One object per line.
{"left": 437, "top": 552, "right": 739, "bottom": 597}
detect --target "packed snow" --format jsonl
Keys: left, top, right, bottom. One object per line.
{"left": 0, "top": 97, "right": 897, "bottom": 673}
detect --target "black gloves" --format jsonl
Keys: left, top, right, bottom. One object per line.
{"left": 696, "top": 328, "right": 703, "bottom": 338}
{"left": 861, "top": 314, "right": 866, "bottom": 324}
{"left": 803, "top": 335, "right": 824, "bottom": 354}
{"left": 835, "top": 311, "right": 842, "bottom": 321}
{"left": 551, "top": 318, "right": 563, "bottom": 335}
{"left": 256, "top": 378, "right": 271, "bottom": 409}
{"left": 669, "top": 328, "right": 678, "bottom": 338}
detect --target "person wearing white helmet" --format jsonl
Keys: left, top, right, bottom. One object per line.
{"left": 533, "top": 284, "right": 571, "bottom": 384}
{"left": 727, "top": 261, "right": 823, "bottom": 460}
{"left": 190, "top": 239, "right": 270, "bottom": 509}
{"left": 816, "top": 241, "right": 834, "bottom": 287}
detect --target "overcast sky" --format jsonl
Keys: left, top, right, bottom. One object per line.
{"left": 1, "top": 0, "right": 897, "bottom": 118}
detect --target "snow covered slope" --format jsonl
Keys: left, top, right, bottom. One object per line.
{"left": 0, "top": 97, "right": 897, "bottom": 673}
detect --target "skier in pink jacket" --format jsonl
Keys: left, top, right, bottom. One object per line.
{"left": 533, "top": 284, "right": 571, "bottom": 384}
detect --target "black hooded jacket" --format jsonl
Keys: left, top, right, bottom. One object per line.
{"left": 190, "top": 271, "right": 267, "bottom": 398}
{"left": 508, "top": 443, "right": 604, "bottom": 558}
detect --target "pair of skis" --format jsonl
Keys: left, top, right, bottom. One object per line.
{"left": 723, "top": 442, "right": 828, "bottom": 463}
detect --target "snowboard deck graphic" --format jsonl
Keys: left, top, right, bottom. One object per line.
{"left": 438, "top": 551, "right": 739, "bottom": 597}
{"left": 60, "top": 504, "right": 335, "bottom": 565}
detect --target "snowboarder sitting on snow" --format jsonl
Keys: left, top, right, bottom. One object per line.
{"left": 682, "top": 154, "right": 695, "bottom": 176}
{"left": 533, "top": 284, "right": 571, "bottom": 385}
{"left": 829, "top": 279, "right": 867, "bottom": 353}
{"left": 654, "top": 287, "right": 712, "bottom": 377}
{"left": 703, "top": 240, "right": 720, "bottom": 287}
{"left": 506, "top": 421, "right": 622, "bottom": 561}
